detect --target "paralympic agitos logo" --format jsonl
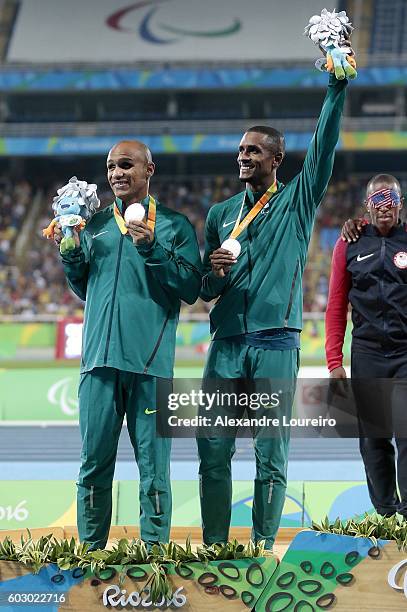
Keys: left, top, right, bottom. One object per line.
{"left": 388, "top": 558, "right": 407, "bottom": 599}
{"left": 106, "top": 0, "right": 241, "bottom": 44}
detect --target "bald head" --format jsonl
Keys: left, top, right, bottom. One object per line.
{"left": 107, "top": 140, "right": 155, "bottom": 205}
{"left": 108, "top": 140, "right": 153, "bottom": 164}
{"left": 367, "top": 173, "right": 401, "bottom": 197}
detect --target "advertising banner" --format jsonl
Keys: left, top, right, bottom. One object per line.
{"left": 0, "top": 323, "right": 55, "bottom": 360}
{"left": 0, "top": 481, "right": 77, "bottom": 531}
{"left": 1, "top": 370, "right": 366, "bottom": 423}
{"left": 0, "top": 320, "right": 350, "bottom": 362}
{"left": 1, "top": 133, "right": 405, "bottom": 157}
{"left": 0, "top": 480, "right": 373, "bottom": 531}
{"left": 1, "top": 66, "right": 407, "bottom": 92}
{"left": 0, "top": 368, "right": 80, "bottom": 421}
{"left": 8, "top": 0, "right": 327, "bottom": 63}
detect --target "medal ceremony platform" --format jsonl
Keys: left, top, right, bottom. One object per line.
{"left": 2, "top": 320, "right": 388, "bottom": 610}
{"left": 0, "top": 317, "right": 369, "bottom": 544}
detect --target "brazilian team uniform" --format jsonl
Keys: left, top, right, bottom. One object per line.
{"left": 199, "top": 74, "right": 348, "bottom": 548}
{"left": 61, "top": 195, "right": 201, "bottom": 549}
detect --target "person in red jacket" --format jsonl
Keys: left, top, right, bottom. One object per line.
{"left": 325, "top": 173, "right": 407, "bottom": 518}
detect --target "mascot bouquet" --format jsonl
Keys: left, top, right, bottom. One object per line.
{"left": 304, "top": 8, "right": 357, "bottom": 80}
{"left": 43, "top": 176, "right": 100, "bottom": 254}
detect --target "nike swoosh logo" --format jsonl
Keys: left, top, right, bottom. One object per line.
{"left": 145, "top": 408, "right": 157, "bottom": 415}
{"left": 223, "top": 220, "right": 237, "bottom": 228}
{"left": 92, "top": 231, "right": 108, "bottom": 239}
{"left": 357, "top": 253, "right": 375, "bottom": 262}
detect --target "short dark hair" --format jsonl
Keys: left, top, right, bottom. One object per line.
{"left": 246, "top": 125, "right": 285, "bottom": 155}
{"left": 367, "top": 173, "right": 401, "bottom": 195}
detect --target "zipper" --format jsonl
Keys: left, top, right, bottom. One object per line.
{"left": 104, "top": 234, "right": 124, "bottom": 364}
{"left": 284, "top": 260, "right": 300, "bottom": 326}
{"left": 243, "top": 224, "right": 253, "bottom": 334}
{"left": 379, "top": 238, "right": 387, "bottom": 338}
{"left": 143, "top": 311, "right": 170, "bottom": 374}
{"left": 155, "top": 491, "right": 160, "bottom": 514}
{"left": 267, "top": 481, "right": 273, "bottom": 504}
{"left": 90, "top": 485, "right": 94, "bottom": 509}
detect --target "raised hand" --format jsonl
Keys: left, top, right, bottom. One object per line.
{"left": 326, "top": 46, "right": 357, "bottom": 80}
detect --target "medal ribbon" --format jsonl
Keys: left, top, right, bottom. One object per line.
{"left": 113, "top": 195, "right": 157, "bottom": 235}
{"left": 230, "top": 181, "right": 277, "bottom": 239}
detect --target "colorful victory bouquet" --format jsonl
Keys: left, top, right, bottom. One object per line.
{"left": 43, "top": 176, "right": 100, "bottom": 254}
{"left": 305, "top": 8, "right": 357, "bottom": 80}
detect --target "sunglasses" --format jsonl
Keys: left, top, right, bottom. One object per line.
{"left": 367, "top": 188, "right": 401, "bottom": 209}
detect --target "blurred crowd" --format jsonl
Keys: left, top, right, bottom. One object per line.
{"left": 303, "top": 176, "right": 365, "bottom": 314}
{"left": 0, "top": 176, "right": 35, "bottom": 315}
{"left": 0, "top": 177, "right": 32, "bottom": 265}
{"left": 0, "top": 173, "right": 385, "bottom": 317}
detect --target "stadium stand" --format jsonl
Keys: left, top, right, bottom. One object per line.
{"left": 2, "top": 172, "right": 397, "bottom": 317}
{"left": 371, "top": 0, "right": 407, "bottom": 59}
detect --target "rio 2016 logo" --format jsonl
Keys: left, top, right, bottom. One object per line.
{"left": 0, "top": 500, "right": 29, "bottom": 522}
{"left": 103, "top": 585, "right": 186, "bottom": 608}
{"left": 106, "top": 0, "right": 241, "bottom": 44}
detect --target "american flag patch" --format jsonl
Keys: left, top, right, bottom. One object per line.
{"left": 368, "top": 188, "right": 401, "bottom": 209}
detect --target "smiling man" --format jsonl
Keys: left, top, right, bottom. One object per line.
{"left": 57, "top": 139, "right": 202, "bottom": 549}
{"left": 198, "top": 72, "right": 348, "bottom": 550}
{"left": 326, "top": 174, "right": 407, "bottom": 519}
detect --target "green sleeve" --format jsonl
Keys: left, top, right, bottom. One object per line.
{"left": 200, "top": 205, "right": 229, "bottom": 302}
{"left": 136, "top": 217, "right": 202, "bottom": 305}
{"left": 294, "top": 74, "right": 347, "bottom": 238}
{"left": 60, "top": 231, "right": 90, "bottom": 301}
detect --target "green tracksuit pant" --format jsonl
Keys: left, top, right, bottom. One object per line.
{"left": 197, "top": 340, "right": 299, "bottom": 549}
{"left": 77, "top": 367, "right": 171, "bottom": 549}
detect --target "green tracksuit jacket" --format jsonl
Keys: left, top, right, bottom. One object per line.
{"left": 200, "top": 75, "right": 347, "bottom": 336}
{"left": 61, "top": 195, "right": 202, "bottom": 376}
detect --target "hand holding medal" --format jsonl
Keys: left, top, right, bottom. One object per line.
{"left": 221, "top": 238, "right": 241, "bottom": 258}
{"left": 114, "top": 196, "right": 156, "bottom": 246}
{"left": 124, "top": 202, "right": 153, "bottom": 245}
{"left": 210, "top": 247, "right": 238, "bottom": 278}
{"left": 126, "top": 219, "right": 154, "bottom": 246}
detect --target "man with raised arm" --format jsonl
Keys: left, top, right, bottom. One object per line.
{"left": 198, "top": 29, "right": 355, "bottom": 549}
